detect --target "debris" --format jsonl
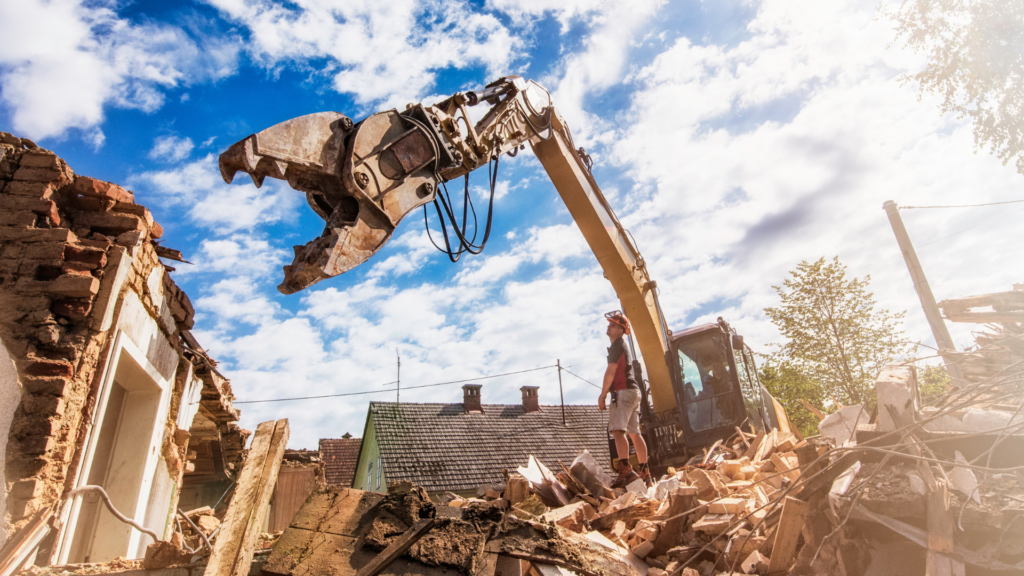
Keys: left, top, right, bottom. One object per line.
{"left": 818, "top": 404, "right": 867, "bottom": 445}
{"left": 949, "top": 451, "right": 980, "bottom": 505}
{"left": 204, "top": 419, "right": 289, "bottom": 576}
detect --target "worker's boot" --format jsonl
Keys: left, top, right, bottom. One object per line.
{"left": 611, "top": 461, "right": 640, "bottom": 489}
{"left": 636, "top": 462, "right": 654, "bottom": 488}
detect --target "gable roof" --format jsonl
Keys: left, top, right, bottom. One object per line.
{"left": 368, "top": 402, "right": 612, "bottom": 493}
{"left": 318, "top": 437, "right": 362, "bottom": 486}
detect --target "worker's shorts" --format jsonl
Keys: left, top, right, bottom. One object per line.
{"left": 608, "top": 388, "right": 641, "bottom": 434}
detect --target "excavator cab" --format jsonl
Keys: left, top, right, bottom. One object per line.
{"left": 646, "top": 319, "right": 779, "bottom": 467}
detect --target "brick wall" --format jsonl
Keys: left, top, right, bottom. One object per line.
{"left": 0, "top": 131, "right": 247, "bottom": 553}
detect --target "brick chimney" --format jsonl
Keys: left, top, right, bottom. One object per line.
{"left": 520, "top": 386, "right": 541, "bottom": 413}
{"left": 462, "top": 384, "right": 483, "bottom": 413}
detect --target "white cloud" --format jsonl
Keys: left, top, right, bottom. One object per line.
{"left": 608, "top": 0, "right": 1022, "bottom": 356}
{"left": 0, "top": 0, "right": 239, "bottom": 142}
{"left": 204, "top": 0, "right": 522, "bottom": 108}
{"left": 187, "top": 235, "right": 290, "bottom": 278}
{"left": 149, "top": 135, "right": 195, "bottom": 162}
{"left": 486, "top": 0, "right": 606, "bottom": 32}
{"left": 130, "top": 154, "right": 302, "bottom": 233}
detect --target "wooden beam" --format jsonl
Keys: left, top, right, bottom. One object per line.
{"left": 766, "top": 497, "right": 809, "bottom": 575}
{"left": 926, "top": 484, "right": 965, "bottom": 576}
{"left": 203, "top": 419, "right": 289, "bottom": 576}
{"left": 355, "top": 518, "right": 435, "bottom": 576}
{"left": 743, "top": 430, "right": 765, "bottom": 461}
{"left": 798, "top": 399, "right": 825, "bottom": 421}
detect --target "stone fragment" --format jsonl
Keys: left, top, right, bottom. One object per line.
{"left": 709, "top": 497, "right": 747, "bottom": 514}
{"left": 691, "top": 513, "right": 734, "bottom": 534}
{"left": 143, "top": 541, "right": 192, "bottom": 570}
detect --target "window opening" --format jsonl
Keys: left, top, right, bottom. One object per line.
{"left": 676, "top": 334, "right": 737, "bottom": 432}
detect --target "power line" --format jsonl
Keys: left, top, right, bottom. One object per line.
{"left": 901, "top": 199, "right": 1024, "bottom": 210}
{"left": 233, "top": 364, "right": 558, "bottom": 404}
{"left": 560, "top": 366, "right": 602, "bottom": 389}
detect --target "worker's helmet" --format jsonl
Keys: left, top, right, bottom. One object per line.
{"left": 604, "top": 311, "right": 630, "bottom": 335}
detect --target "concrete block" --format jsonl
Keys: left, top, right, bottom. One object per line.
{"left": 818, "top": 404, "right": 868, "bottom": 445}
{"left": 876, "top": 364, "right": 917, "bottom": 432}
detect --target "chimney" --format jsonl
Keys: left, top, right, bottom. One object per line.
{"left": 462, "top": 384, "right": 483, "bottom": 413}
{"left": 521, "top": 386, "right": 541, "bottom": 413}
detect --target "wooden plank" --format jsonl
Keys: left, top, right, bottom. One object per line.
{"left": 743, "top": 430, "right": 765, "bottom": 461}
{"left": 733, "top": 427, "right": 751, "bottom": 449}
{"left": 926, "top": 484, "right": 965, "bottom": 576}
{"left": 650, "top": 488, "right": 695, "bottom": 556}
{"left": 752, "top": 429, "right": 776, "bottom": 463}
{"left": 0, "top": 508, "right": 51, "bottom": 576}
{"left": 798, "top": 399, "right": 825, "bottom": 421}
{"left": 204, "top": 419, "right": 289, "bottom": 576}
{"left": 355, "top": 518, "right": 435, "bottom": 576}
{"left": 766, "top": 497, "right": 809, "bottom": 575}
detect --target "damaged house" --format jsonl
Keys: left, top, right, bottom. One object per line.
{"left": 352, "top": 384, "right": 611, "bottom": 498}
{"left": 0, "top": 133, "right": 249, "bottom": 565}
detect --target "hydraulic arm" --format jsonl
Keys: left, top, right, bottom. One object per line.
{"left": 219, "top": 76, "right": 675, "bottom": 410}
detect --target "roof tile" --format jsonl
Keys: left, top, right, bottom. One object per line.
{"left": 370, "top": 402, "right": 612, "bottom": 493}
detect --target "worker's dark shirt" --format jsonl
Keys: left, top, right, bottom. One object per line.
{"left": 606, "top": 337, "right": 641, "bottom": 391}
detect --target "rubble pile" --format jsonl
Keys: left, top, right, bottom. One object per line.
{"left": 261, "top": 359, "right": 1023, "bottom": 576}
{"left": 939, "top": 283, "right": 1024, "bottom": 381}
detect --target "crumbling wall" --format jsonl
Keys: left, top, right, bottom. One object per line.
{"left": 0, "top": 132, "right": 245, "bottom": 556}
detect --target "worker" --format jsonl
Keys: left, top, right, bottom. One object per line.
{"left": 598, "top": 312, "right": 653, "bottom": 488}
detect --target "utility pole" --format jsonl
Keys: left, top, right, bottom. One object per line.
{"left": 557, "top": 359, "right": 565, "bottom": 426}
{"left": 396, "top": 348, "right": 401, "bottom": 403}
{"left": 882, "top": 201, "right": 965, "bottom": 385}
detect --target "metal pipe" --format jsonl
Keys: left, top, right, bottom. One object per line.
{"left": 557, "top": 359, "right": 565, "bottom": 426}
{"left": 63, "top": 485, "right": 161, "bottom": 543}
{"left": 882, "top": 200, "right": 965, "bottom": 385}
{"left": 177, "top": 509, "right": 213, "bottom": 553}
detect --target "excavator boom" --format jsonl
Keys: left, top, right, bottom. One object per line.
{"left": 219, "top": 76, "right": 674, "bottom": 410}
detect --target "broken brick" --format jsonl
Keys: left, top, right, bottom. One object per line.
{"left": 23, "top": 394, "right": 65, "bottom": 417}
{"left": 52, "top": 299, "right": 92, "bottom": 319}
{"left": 73, "top": 176, "right": 134, "bottom": 203}
{"left": 0, "top": 211, "right": 37, "bottom": 227}
{"left": 4, "top": 180, "right": 56, "bottom": 199}
{"left": 22, "top": 377, "right": 70, "bottom": 396}
{"left": 10, "top": 478, "right": 45, "bottom": 499}
{"left": 64, "top": 245, "right": 107, "bottom": 268}
{"left": 17, "top": 435, "right": 55, "bottom": 455}
{"left": 19, "top": 151, "right": 59, "bottom": 169}
{"left": 13, "top": 166, "right": 64, "bottom": 183}
{"left": 24, "top": 360, "right": 73, "bottom": 379}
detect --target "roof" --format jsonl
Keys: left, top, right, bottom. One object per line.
{"left": 368, "top": 402, "right": 612, "bottom": 493}
{"left": 319, "top": 438, "right": 362, "bottom": 486}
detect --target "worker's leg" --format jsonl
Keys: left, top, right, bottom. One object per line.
{"left": 611, "top": 429, "right": 629, "bottom": 462}
{"left": 628, "top": 432, "right": 648, "bottom": 464}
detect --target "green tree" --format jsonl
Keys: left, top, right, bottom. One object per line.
{"left": 919, "top": 363, "right": 952, "bottom": 406}
{"left": 884, "top": 0, "right": 1024, "bottom": 174}
{"left": 758, "top": 362, "right": 826, "bottom": 438}
{"left": 762, "top": 257, "right": 915, "bottom": 421}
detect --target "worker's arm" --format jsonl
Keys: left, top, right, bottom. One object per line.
{"left": 599, "top": 363, "right": 617, "bottom": 410}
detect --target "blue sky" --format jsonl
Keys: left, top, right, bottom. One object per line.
{"left": 2, "top": 0, "right": 1021, "bottom": 448}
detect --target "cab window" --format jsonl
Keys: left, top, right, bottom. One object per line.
{"left": 676, "top": 335, "right": 736, "bottom": 433}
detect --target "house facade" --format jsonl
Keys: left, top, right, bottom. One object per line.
{"left": 0, "top": 133, "right": 247, "bottom": 565}
{"left": 352, "top": 384, "right": 611, "bottom": 497}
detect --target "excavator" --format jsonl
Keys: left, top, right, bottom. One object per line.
{"left": 218, "top": 76, "right": 794, "bottom": 468}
